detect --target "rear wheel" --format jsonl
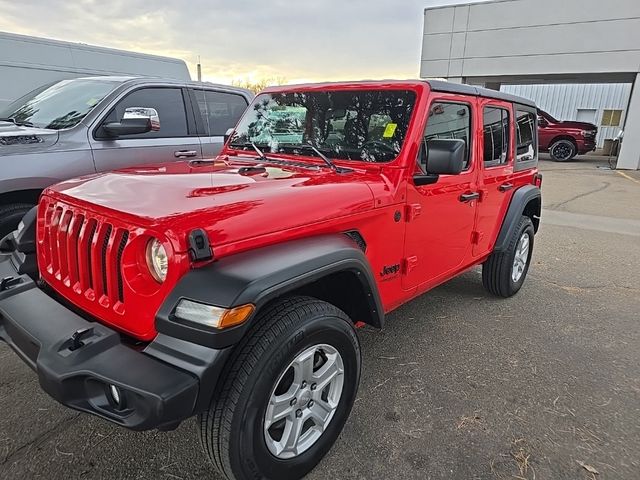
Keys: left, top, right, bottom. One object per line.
{"left": 549, "top": 139, "right": 577, "bottom": 161}
{"left": 199, "top": 296, "right": 361, "bottom": 480}
{"left": 0, "top": 203, "right": 33, "bottom": 239}
{"left": 482, "top": 216, "right": 534, "bottom": 297}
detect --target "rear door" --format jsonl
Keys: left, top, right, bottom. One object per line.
{"left": 90, "top": 86, "right": 203, "bottom": 172}
{"left": 189, "top": 88, "right": 249, "bottom": 157}
{"left": 402, "top": 95, "right": 480, "bottom": 291}
{"left": 473, "top": 99, "right": 515, "bottom": 257}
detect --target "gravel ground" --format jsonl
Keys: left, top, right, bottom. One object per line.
{"left": 1, "top": 155, "right": 639, "bottom": 479}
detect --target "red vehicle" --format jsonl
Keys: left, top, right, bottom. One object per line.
{"left": 0, "top": 80, "right": 541, "bottom": 480}
{"left": 537, "top": 108, "right": 598, "bottom": 161}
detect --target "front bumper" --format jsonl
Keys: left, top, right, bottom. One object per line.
{"left": 578, "top": 136, "right": 597, "bottom": 154}
{"left": 0, "top": 253, "right": 230, "bottom": 431}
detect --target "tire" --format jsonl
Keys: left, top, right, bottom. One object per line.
{"left": 549, "top": 139, "right": 577, "bottom": 161}
{"left": 199, "top": 296, "right": 361, "bottom": 480}
{"left": 0, "top": 203, "right": 33, "bottom": 239}
{"left": 482, "top": 215, "right": 535, "bottom": 298}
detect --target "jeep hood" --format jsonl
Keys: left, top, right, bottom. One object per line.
{"left": 46, "top": 157, "right": 377, "bottom": 250}
{"left": 0, "top": 121, "right": 59, "bottom": 155}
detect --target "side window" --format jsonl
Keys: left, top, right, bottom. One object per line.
{"left": 97, "top": 87, "right": 188, "bottom": 139}
{"left": 424, "top": 102, "right": 472, "bottom": 170}
{"left": 515, "top": 109, "right": 537, "bottom": 162}
{"left": 483, "top": 106, "right": 510, "bottom": 166}
{"left": 193, "top": 90, "right": 248, "bottom": 136}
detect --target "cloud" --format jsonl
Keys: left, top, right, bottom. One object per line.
{"left": 0, "top": 0, "right": 486, "bottom": 83}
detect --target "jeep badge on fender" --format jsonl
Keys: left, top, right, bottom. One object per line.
{"left": 0, "top": 80, "right": 541, "bottom": 480}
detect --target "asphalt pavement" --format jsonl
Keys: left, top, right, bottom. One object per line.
{"left": 1, "top": 154, "right": 639, "bottom": 479}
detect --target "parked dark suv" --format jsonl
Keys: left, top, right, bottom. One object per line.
{"left": 537, "top": 108, "right": 597, "bottom": 161}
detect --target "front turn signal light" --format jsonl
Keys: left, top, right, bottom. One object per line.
{"left": 174, "top": 299, "right": 254, "bottom": 329}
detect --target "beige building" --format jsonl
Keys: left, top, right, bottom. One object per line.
{"left": 420, "top": 0, "right": 640, "bottom": 170}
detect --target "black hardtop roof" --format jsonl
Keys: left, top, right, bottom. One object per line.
{"left": 426, "top": 79, "right": 536, "bottom": 108}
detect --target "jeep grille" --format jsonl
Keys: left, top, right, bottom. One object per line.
{"left": 39, "top": 200, "right": 130, "bottom": 312}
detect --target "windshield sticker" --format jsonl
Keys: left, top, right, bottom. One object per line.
{"left": 383, "top": 123, "right": 397, "bottom": 138}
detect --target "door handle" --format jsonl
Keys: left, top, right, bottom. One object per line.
{"left": 459, "top": 192, "right": 480, "bottom": 203}
{"left": 174, "top": 150, "right": 198, "bottom": 158}
{"left": 499, "top": 183, "right": 514, "bottom": 192}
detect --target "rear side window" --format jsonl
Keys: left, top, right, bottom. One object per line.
{"left": 483, "top": 106, "right": 510, "bottom": 166}
{"left": 97, "top": 87, "right": 188, "bottom": 139}
{"left": 424, "top": 102, "right": 472, "bottom": 169}
{"left": 515, "top": 109, "right": 536, "bottom": 162}
{"left": 193, "top": 90, "right": 248, "bottom": 136}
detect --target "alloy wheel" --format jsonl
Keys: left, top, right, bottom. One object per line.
{"left": 512, "top": 232, "right": 530, "bottom": 282}
{"left": 264, "top": 343, "right": 344, "bottom": 459}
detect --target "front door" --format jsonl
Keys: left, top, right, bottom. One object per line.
{"left": 403, "top": 97, "right": 479, "bottom": 291}
{"left": 90, "top": 86, "right": 203, "bottom": 172}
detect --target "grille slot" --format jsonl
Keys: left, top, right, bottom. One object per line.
{"left": 116, "top": 231, "right": 129, "bottom": 303}
{"left": 101, "top": 225, "right": 113, "bottom": 298}
{"left": 86, "top": 221, "right": 98, "bottom": 289}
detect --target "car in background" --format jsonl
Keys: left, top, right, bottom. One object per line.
{"left": 0, "top": 76, "right": 253, "bottom": 237}
{"left": 537, "top": 108, "right": 597, "bottom": 161}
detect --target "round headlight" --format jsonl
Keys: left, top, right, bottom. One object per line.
{"left": 146, "top": 238, "right": 168, "bottom": 283}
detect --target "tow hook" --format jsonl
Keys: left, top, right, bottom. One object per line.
{"left": 0, "top": 276, "right": 22, "bottom": 292}
{"left": 69, "top": 327, "right": 94, "bottom": 351}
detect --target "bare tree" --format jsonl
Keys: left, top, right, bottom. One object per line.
{"left": 232, "top": 77, "right": 288, "bottom": 94}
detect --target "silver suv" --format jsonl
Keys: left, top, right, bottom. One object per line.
{"left": 0, "top": 76, "right": 253, "bottom": 237}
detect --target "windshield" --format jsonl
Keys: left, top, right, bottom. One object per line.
{"left": 229, "top": 89, "right": 417, "bottom": 163}
{"left": 537, "top": 108, "right": 558, "bottom": 123}
{"left": 0, "top": 79, "right": 117, "bottom": 130}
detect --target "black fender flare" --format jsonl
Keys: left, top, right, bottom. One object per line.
{"left": 155, "top": 234, "right": 384, "bottom": 349}
{"left": 493, "top": 185, "right": 541, "bottom": 253}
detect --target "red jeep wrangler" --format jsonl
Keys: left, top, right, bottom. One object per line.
{"left": 0, "top": 80, "right": 541, "bottom": 480}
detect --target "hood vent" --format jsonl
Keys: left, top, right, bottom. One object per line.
{"left": 0, "top": 135, "right": 43, "bottom": 146}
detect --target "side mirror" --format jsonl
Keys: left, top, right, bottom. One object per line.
{"left": 103, "top": 107, "right": 160, "bottom": 137}
{"left": 538, "top": 117, "right": 548, "bottom": 127}
{"left": 224, "top": 127, "right": 234, "bottom": 144}
{"left": 414, "top": 138, "right": 466, "bottom": 186}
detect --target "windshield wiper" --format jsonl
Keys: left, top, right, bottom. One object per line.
{"left": 228, "top": 141, "right": 320, "bottom": 170}
{"left": 303, "top": 143, "right": 352, "bottom": 173}
{"left": 251, "top": 142, "right": 268, "bottom": 161}
{"left": 0, "top": 117, "right": 34, "bottom": 127}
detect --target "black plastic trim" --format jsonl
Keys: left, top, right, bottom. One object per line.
{"left": 155, "top": 234, "right": 384, "bottom": 349}
{"left": 493, "top": 185, "right": 541, "bottom": 253}
{"left": 0, "top": 255, "right": 229, "bottom": 431}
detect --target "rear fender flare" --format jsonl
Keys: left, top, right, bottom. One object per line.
{"left": 493, "top": 185, "right": 541, "bottom": 253}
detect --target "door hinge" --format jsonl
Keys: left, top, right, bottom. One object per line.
{"left": 403, "top": 256, "right": 419, "bottom": 274}
{"left": 405, "top": 203, "right": 422, "bottom": 222}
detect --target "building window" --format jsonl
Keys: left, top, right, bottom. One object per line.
{"left": 483, "top": 106, "right": 510, "bottom": 166}
{"left": 601, "top": 109, "right": 622, "bottom": 127}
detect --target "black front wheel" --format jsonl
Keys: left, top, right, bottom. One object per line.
{"left": 549, "top": 139, "right": 577, "bottom": 161}
{"left": 199, "top": 296, "right": 361, "bottom": 480}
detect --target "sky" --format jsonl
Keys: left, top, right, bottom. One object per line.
{"left": 0, "top": 0, "right": 488, "bottom": 84}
